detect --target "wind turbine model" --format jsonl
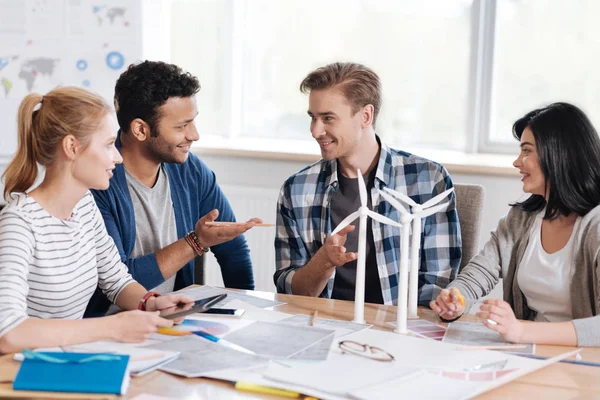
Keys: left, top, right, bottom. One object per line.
{"left": 330, "top": 169, "right": 402, "bottom": 324}
{"left": 378, "top": 187, "right": 454, "bottom": 333}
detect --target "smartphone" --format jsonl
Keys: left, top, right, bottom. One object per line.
{"left": 203, "top": 308, "right": 245, "bottom": 317}
{"left": 161, "top": 294, "right": 227, "bottom": 319}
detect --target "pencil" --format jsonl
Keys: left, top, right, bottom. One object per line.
{"left": 517, "top": 353, "right": 600, "bottom": 368}
{"left": 235, "top": 382, "right": 300, "bottom": 398}
{"left": 310, "top": 310, "right": 318, "bottom": 326}
{"left": 458, "top": 345, "right": 527, "bottom": 350}
{"left": 205, "top": 221, "right": 274, "bottom": 227}
{"left": 454, "top": 288, "right": 466, "bottom": 306}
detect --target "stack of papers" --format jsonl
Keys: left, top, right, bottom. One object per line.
{"left": 15, "top": 341, "right": 180, "bottom": 377}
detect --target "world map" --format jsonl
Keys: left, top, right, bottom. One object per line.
{"left": 0, "top": 56, "right": 59, "bottom": 97}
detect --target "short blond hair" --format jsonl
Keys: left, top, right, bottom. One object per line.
{"left": 300, "top": 62, "right": 381, "bottom": 127}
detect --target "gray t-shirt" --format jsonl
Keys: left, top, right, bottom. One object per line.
{"left": 106, "top": 166, "right": 178, "bottom": 315}
{"left": 330, "top": 167, "right": 383, "bottom": 304}
{"left": 125, "top": 165, "right": 178, "bottom": 294}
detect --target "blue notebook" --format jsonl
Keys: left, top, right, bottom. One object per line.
{"left": 13, "top": 351, "right": 130, "bottom": 395}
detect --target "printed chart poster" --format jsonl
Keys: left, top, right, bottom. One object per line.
{"left": 0, "top": 0, "right": 142, "bottom": 158}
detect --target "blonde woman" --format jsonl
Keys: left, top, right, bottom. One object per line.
{"left": 0, "top": 87, "right": 193, "bottom": 353}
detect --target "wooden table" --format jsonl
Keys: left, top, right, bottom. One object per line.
{"left": 1, "top": 289, "right": 599, "bottom": 399}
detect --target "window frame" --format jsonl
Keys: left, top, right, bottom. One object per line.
{"left": 175, "top": 0, "right": 522, "bottom": 155}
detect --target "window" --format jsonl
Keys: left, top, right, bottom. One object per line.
{"left": 486, "top": 0, "right": 600, "bottom": 150}
{"left": 171, "top": 0, "right": 599, "bottom": 155}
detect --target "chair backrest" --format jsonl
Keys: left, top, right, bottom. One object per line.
{"left": 454, "top": 183, "right": 485, "bottom": 271}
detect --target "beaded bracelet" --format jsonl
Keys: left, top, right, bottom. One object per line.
{"left": 185, "top": 231, "right": 209, "bottom": 256}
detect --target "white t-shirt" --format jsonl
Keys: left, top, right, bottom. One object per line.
{"left": 518, "top": 212, "right": 581, "bottom": 322}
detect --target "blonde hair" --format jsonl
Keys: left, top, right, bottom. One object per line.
{"left": 300, "top": 62, "right": 382, "bottom": 127}
{"left": 3, "top": 87, "right": 111, "bottom": 199}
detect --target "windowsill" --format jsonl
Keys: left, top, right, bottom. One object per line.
{"left": 192, "top": 136, "right": 519, "bottom": 177}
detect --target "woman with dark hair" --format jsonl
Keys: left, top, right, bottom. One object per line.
{"left": 430, "top": 102, "right": 600, "bottom": 346}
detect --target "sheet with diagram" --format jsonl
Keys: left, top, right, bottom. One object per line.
{"left": 443, "top": 321, "right": 536, "bottom": 354}
{"left": 222, "top": 321, "right": 336, "bottom": 359}
{"left": 143, "top": 336, "right": 268, "bottom": 378}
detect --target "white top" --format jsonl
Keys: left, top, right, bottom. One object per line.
{"left": 0, "top": 192, "right": 134, "bottom": 338}
{"left": 518, "top": 212, "right": 580, "bottom": 322}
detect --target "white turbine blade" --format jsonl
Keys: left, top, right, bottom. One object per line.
{"left": 417, "top": 202, "right": 450, "bottom": 218}
{"left": 331, "top": 210, "right": 360, "bottom": 235}
{"left": 383, "top": 187, "right": 417, "bottom": 207}
{"left": 366, "top": 210, "right": 403, "bottom": 228}
{"left": 357, "top": 169, "right": 367, "bottom": 207}
{"left": 378, "top": 189, "right": 409, "bottom": 215}
{"left": 422, "top": 188, "right": 455, "bottom": 208}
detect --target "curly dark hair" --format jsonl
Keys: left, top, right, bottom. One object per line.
{"left": 114, "top": 61, "right": 201, "bottom": 136}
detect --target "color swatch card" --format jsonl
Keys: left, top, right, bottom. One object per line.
{"left": 387, "top": 319, "right": 447, "bottom": 341}
{"left": 157, "top": 317, "right": 253, "bottom": 338}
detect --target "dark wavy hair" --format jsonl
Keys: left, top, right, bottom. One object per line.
{"left": 114, "top": 61, "right": 200, "bottom": 136}
{"left": 511, "top": 102, "right": 600, "bottom": 220}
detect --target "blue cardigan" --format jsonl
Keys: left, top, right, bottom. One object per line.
{"left": 84, "top": 136, "right": 254, "bottom": 317}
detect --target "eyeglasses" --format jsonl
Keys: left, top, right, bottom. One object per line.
{"left": 338, "top": 340, "right": 395, "bottom": 362}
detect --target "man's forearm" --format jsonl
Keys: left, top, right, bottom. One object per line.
{"left": 154, "top": 239, "right": 196, "bottom": 280}
{"left": 290, "top": 250, "right": 335, "bottom": 297}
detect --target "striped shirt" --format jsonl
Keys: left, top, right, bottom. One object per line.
{"left": 274, "top": 138, "right": 462, "bottom": 305}
{"left": 0, "top": 192, "right": 134, "bottom": 338}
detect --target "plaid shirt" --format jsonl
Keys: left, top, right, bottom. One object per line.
{"left": 274, "top": 139, "right": 462, "bottom": 306}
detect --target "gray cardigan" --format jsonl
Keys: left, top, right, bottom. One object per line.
{"left": 450, "top": 205, "right": 600, "bottom": 347}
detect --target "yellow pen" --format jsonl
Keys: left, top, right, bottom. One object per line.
{"left": 234, "top": 381, "right": 301, "bottom": 398}
{"left": 454, "top": 288, "right": 466, "bottom": 306}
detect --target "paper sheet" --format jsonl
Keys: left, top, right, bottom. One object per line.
{"left": 223, "top": 321, "right": 336, "bottom": 359}
{"left": 61, "top": 341, "right": 179, "bottom": 376}
{"left": 225, "top": 299, "right": 292, "bottom": 322}
{"left": 279, "top": 314, "right": 371, "bottom": 338}
{"left": 443, "top": 321, "right": 536, "bottom": 354}
{"left": 143, "top": 336, "right": 268, "bottom": 378}
{"left": 264, "top": 356, "right": 416, "bottom": 396}
{"left": 174, "top": 286, "right": 285, "bottom": 308}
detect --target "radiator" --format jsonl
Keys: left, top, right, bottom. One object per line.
{"left": 203, "top": 184, "right": 280, "bottom": 292}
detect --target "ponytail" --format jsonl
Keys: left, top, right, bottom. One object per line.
{"left": 3, "top": 93, "right": 43, "bottom": 199}
{"left": 2, "top": 87, "right": 110, "bottom": 201}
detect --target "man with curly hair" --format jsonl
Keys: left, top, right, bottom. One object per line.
{"left": 85, "top": 61, "right": 260, "bottom": 317}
